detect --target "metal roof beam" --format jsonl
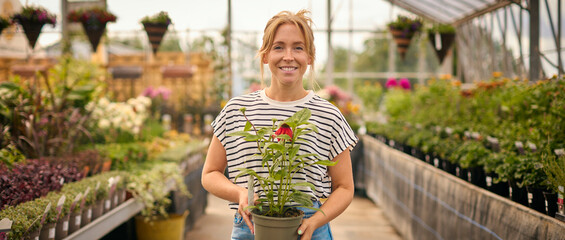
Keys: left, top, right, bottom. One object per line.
{"left": 453, "top": 1, "right": 513, "bottom": 26}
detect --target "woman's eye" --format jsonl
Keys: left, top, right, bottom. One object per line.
{"left": 273, "top": 46, "right": 282, "bottom": 50}
{"left": 295, "top": 46, "right": 304, "bottom": 50}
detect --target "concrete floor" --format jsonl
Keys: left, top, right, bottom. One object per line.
{"left": 186, "top": 194, "right": 403, "bottom": 240}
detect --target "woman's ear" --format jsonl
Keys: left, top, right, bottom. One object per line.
{"left": 262, "top": 54, "right": 268, "bottom": 64}
{"left": 308, "top": 56, "right": 313, "bottom": 65}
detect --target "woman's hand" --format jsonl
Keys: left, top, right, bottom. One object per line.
{"left": 297, "top": 217, "right": 321, "bottom": 240}
{"left": 238, "top": 189, "right": 258, "bottom": 234}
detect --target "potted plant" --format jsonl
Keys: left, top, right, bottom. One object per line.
{"left": 0, "top": 16, "right": 11, "bottom": 36}
{"left": 0, "top": 205, "right": 34, "bottom": 240}
{"left": 129, "top": 162, "right": 190, "bottom": 240}
{"left": 10, "top": 5, "right": 56, "bottom": 49}
{"left": 68, "top": 7, "right": 117, "bottom": 51}
{"left": 387, "top": 15, "right": 422, "bottom": 60}
{"left": 427, "top": 23, "right": 456, "bottom": 64}
{"left": 140, "top": 11, "right": 172, "bottom": 54}
{"left": 226, "top": 108, "right": 337, "bottom": 240}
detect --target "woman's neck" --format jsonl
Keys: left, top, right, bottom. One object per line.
{"left": 265, "top": 85, "right": 308, "bottom": 102}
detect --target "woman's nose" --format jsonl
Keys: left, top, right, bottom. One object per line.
{"left": 283, "top": 49, "right": 293, "bottom": 61}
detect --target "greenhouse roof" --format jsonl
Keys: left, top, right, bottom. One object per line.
{"left": 387, "top": 0, "right": 514, "bottom": 25}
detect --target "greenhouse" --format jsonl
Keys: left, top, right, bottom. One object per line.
{"left": 0, "top": 0, "right": 563, "bottom": 240}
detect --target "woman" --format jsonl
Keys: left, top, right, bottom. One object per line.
{"left": 201, "top": 9, "right": 358, "bottom": 240}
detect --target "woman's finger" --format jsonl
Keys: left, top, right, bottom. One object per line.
{"left": 240, "top": 208, "right": 254, "bottom": 234}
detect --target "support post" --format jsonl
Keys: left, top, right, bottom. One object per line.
{"left": 529, "top": 0, "right": 541, "bottom": 81}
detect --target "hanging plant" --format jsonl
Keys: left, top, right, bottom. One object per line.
{"left": 387, "top": 15, "right": 422, "bottom": 60}
{"left": 427, "top": 23, "right": 456, "bottom": 64}
{"left": 140, "top": 11, "right": 172, "bottom": 55}
{"left": 11, "top": 5, "right": 57, "bottom": 49}
{"left": 68, "top": 7, "right": 117, "bottom": 51}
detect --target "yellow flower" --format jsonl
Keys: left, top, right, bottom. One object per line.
{"left": 492, "top": 72, "right": 502, "bottom": 78}
{"left": 440, "top": 74, "right": 452, "bottom": 80}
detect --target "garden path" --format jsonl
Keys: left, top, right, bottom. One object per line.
{"left": 185, "top": 194, "right": 403, "bottom": 240}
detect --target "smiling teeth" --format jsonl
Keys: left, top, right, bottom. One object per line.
{"left": 281, "top": 67, "right": 295, "bottom": 71}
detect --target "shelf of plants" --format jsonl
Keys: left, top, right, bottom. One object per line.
{"left": 366, "top": 75, "right": 565, "bottom": 220}
{"left": 0, "top": 55, "right": 206, "bottom": 240}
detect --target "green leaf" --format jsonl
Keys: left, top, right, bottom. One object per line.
{"left": 273, "top": 170, "right": 287, "bottom": 180}
{"left": 291, "top": 182, "right": 316, "bottom": 191}
{"left": 244, "top": 135, "right": 261, "bottom": 141}
{"left": 266, "top": 143, "right": 285, "bottom": 151}
{"left": 289, "top": 145, "right": 300, "bottom": 160}
{"left": 290, "top": 191, "right": 313, "bottom": 207}
{"left": 244, "top": 121, "right": 252, "bottom": 131}
{"left": 233, "top": 168, "right": 260, "bottom": 182}
{"left": 294, "top": 108, "right": 311, "bottom": 123}
{"left": 226, "top": 131, "right": 252, "bottom": 137}
{"left": 314, "top": 160, "right": 338, "bottom": 166}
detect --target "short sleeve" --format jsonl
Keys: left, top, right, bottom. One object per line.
{"left": 211, "top": 102, "right": 230, "bottom": 146}
{"left": 329, "top": 111, "right": 359, "bottom": 160}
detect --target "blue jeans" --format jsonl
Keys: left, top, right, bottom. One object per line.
{"left": 231, "top": 201, "right": 333, "bottom": 240}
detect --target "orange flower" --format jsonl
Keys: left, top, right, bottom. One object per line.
{"left": 492, "top": 72, "right": 502, "bottom": 78}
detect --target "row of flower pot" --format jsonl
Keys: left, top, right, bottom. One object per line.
{"left": 0, "top": 171, "right": 128, "bottom": 240}
{"left": 371, "top": 133, "right": 564, "bottom": 221}
{"left": 34, "top": 188, "right": 127, "bottom": 240}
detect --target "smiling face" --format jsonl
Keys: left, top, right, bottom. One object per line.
{"left": 264, "top": 23, "right": 312, "bottom": 89}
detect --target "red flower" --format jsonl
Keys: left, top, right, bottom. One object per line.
{"left": 274, "top": 123, "right": 292, "bottom": 141}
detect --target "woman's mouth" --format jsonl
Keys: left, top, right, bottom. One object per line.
{"left": 280, "top": 66, "right": 297, "bottom": 72}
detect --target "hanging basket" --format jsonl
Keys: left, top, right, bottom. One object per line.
{"left": 81, "top": 21, "right": 107, "bottom": 51}
{"left": 389, "top": 28, "right": 416, "bottom": 60}
{"left": 143, "top": 22, "right": 169, "bottom": 55}
{"left": 428, "top": 32, "right": 455, "bottom": 64}
{"left": 19, "top": 20, "right": 45, "bottom": 49}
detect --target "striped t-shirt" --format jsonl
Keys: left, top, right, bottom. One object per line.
{"left": 211, "top": 89, "right": 358, "bottom": 210}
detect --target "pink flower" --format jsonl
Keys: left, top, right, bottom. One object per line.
{"left": 155, "top": 86, "right": 171, "bottom": 100}
{"left": 385, "top": 78, "right": 398, "bottom": 88}
{"left": 142, "top": 87, "right": 156, "bottom": 98}
{"left": 399, "top": 78, "right": 411, "bottom": 90}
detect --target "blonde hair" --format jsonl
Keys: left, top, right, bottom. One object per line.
{"left": 257, "top": 9, "right": 317, "bottom": 89}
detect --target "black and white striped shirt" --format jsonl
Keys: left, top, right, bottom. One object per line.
{"left": 212, "top": 89, "right": 358, "bottom": 210}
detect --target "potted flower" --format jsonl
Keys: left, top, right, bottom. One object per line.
{"left": 68, "top": 7, "right": 117, "bottom": 51}
{"left": 140, "top": 11, "right": 172, "bottom": 54}
{"left": 427, "top": 23, "right": 456, "bottom": 63}
{"left": 387, "top": 15, "right": 422, "bottom": 60}
{"left": 10, "top": 5, "right": 57, "bottom": 49}
{"left": 227, "top": 108, "right": 337, "bottom": 240}
{"left": 0, "top": 16, "right": 11, "bottom": 36}
{"left": 129, "top": 163, "right": 190, "bottom": 240}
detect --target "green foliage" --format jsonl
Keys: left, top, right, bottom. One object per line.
{"left": 228, "top": 108, "right": 336, "bottom": 217}
{"left": 367, "top": 75, "right": 565, "bottom": 191}
{"left": 94, "top": 143, "right": 148, "bottom": 171}
{"left": 0, "top": 56, "right": 104, "bottom": 158}
{"left": 127, "top": 162, "right": 190, "bottom": 220}
{"left": 0, "top": 144, "right": 25, "bottom": 167}
{"left": 427, "top": 23, "right": 456, "bottom": 34}
{"left": 140, "top": 11, "right": 171, "bottom": 25}
{"left": 544, "top": 151, "right": 565, "bottom": 194}
{"left": 355, "top": 81, "right": 383, "bottom": 112}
